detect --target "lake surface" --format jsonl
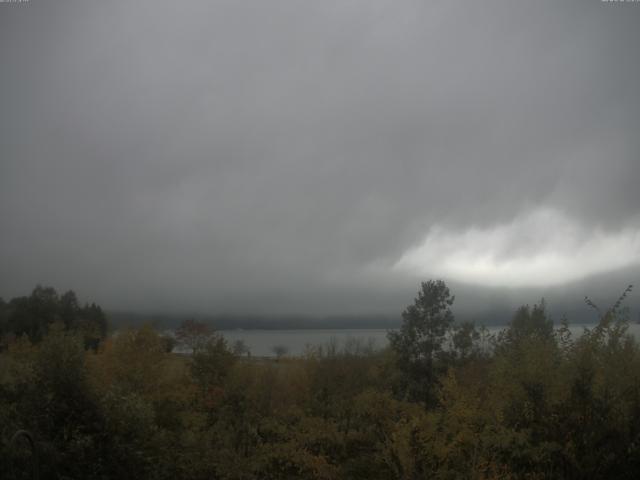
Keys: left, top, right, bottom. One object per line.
{"left": 216, "top": 323, "right": 640, "bottom": 357}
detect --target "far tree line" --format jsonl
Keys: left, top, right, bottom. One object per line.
{"left": 0, "top": 285, "right": 107, "bottom": 350}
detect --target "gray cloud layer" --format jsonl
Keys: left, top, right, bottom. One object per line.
{"left": 1, "top": 1, "right": 639, "bottom": 315}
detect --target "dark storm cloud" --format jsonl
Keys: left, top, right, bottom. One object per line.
{"left": 1, "top": 0, "right": 639, "bottom": 314}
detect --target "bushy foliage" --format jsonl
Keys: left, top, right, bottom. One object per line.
{"left": 2, "top": 282, "right": 640, "bottom": 479}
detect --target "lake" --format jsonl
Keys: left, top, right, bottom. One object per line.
{"left": 215, "top": 323, "right": 640, "bottom": 357}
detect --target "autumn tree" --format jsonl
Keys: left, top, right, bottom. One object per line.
{"left": 191, "top": 334, "right": 236, "bottom": 391}
{"left": 175, "top": 318, "right": 213, "bottom": 354}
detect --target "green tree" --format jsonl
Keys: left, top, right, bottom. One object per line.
{"left": 508, "top": 300, "right": 553, "bottom": 341}
{"left": 77, "top": 302, "right": 108, "bottom": 349}
{"left": 59, "top": 290, "right": 80, "bottom": 330}
{"left": 0, "top": 297, "right": 8, "bottom": 347}
{"left": 451, "top": 321, "right": 481, "bottom": 362}
{"left": 8, "top": 286, "right": 60, "bottom": 342}
{"left": 388, "top": 280, "right": 455, "bottom": 406}
{"left": 4, "top": 286, "right": 108, "bottom": 347}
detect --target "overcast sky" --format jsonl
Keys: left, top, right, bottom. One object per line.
{"left": 1, "top": 0, "right": 639, "bottom": 317}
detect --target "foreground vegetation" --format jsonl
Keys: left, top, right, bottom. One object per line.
{"left": 1, "top": 282, "right": 640, "bottom": 479}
